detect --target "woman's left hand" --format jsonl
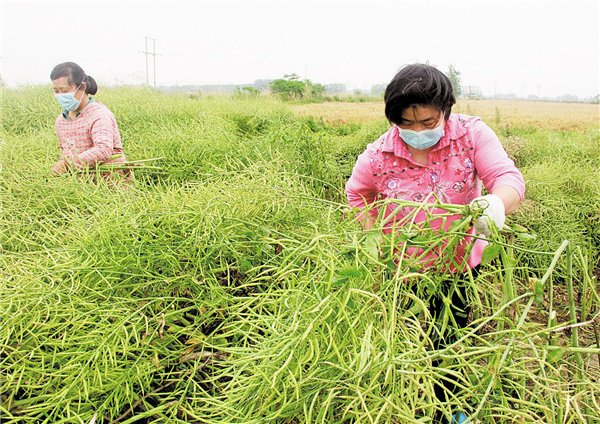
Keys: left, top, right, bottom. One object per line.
{"left": 51, "top": 159, "right": 68, "bottom": 175}
{"left": 470, "top": 194, "right": 506, "bottom": 236}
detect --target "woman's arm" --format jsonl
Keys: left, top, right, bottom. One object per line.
{"left": 472, "top": 121, "right": 526, "bottom": 206}
{"left": 492, "top": 185, "right": 521, "bottom": 214}
{"left": 346, "top": 149, "right": 379, "bottom": 228}
{"left": 73, "top": 114, "right": 116, "bottom": 168}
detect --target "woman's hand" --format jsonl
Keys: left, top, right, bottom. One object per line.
{"left": 361, "top": 214, "right": 376, "bottom": 230}
{"left": 470, "top": 194, "right": 506, "bottom": 237}
{"left": 470, "top": 186, "right": 522, "bottom": 236}
{"left": 51, "top": 159, "right": 68, "bottom": 175}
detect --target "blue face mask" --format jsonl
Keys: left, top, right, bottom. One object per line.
{"left": 54, "top": 84, "right": 83, "bottom": 112}
{"left": 397, "top": 123, "right": 445, "bottom": 150}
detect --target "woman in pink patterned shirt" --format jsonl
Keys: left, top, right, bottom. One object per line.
{"left": 50, "top": 62, "right": 132, "bottom": 186}
{"left": 346, "top": 64, "right": 525, "bottom": 423}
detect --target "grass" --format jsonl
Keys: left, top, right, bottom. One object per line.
{"left": 1, "top": 86, "right": 599, "bottom": 423}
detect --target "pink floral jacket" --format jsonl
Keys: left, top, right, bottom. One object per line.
{"left": 346, "top": 113, "right": 525, "bottom": 270}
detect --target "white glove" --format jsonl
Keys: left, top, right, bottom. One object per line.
{"left": 469, "top": 194, "right": 505, "bottom": 237}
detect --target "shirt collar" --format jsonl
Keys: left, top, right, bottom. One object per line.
{"left": 62, "top": 97, "right": 95, "bottom": 120}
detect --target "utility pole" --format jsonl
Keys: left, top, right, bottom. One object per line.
{"left": 144, "top": 38, "right": 149, "bottom": 86}
{"left": 141, "top": 37, "right": 160, "bottom": 88}
{"left": 153, "top": 38, "right": 157, "bottom": 88}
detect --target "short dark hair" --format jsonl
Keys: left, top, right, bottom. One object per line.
{"left": 50, "top": 62, "right": 98, "bottom": 95}
{"left": 384, "top": 63, "right": 456, "bottom": 125}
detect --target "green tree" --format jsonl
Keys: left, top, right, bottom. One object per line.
{"left": 305, "top": 79, "right": 325, "bottom": 97}
{"left": 269, "top": 73, "right": 326, "bottom": 100}
{"left": 447, "top": 64, "right": 462, "bottom": 98}
{"left": 269, "top": 74, "right": 306, "bottom": 99}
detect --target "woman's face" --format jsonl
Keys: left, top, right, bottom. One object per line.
{"left": 397, "top": 105, "right": 444, "bottom": 131}
{"left": 52, "top": 76, "right": 84, "bottom": 98}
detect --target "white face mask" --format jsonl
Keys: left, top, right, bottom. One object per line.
{"left": 396, "top": 123, "right": 445, "bottom": 150}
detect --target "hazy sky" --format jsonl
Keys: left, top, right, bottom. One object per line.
{"left": 2, "top": 1, "right": 599, "bottom": 98}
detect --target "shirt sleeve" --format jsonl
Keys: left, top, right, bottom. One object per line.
{"left": 72, "top": 113, "right": 115, "bottom": 168}
{"left": 345, "top": 149, "right": 380, "bottom": 221}
{"left": 472, "top": 120, "right": 526, "bottom": 199}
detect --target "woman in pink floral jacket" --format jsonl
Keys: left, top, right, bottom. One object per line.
{"left": 346, "top": 63, "right": 525, "bottom": 423}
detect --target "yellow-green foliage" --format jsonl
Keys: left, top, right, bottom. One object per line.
{"left": 291, "top": 99, "right": 600, "bottom": 133}
{"left": 2, "top": 87, "right": 599, "bottom": 423}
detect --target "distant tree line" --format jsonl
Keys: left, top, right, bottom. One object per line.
{"left": 159, "top": 77, "right": 387, "bottom": 98}
{"left": 158, "top": 67, "right": 598, "bottom": 103}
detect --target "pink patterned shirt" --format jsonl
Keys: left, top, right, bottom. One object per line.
{"left": 55, "top": 100, "right": 128, "bottom": 170}
{"left": 346, "top": 113, "right": 525, "bottom": 270}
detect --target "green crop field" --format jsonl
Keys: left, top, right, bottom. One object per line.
{"left": 2, "top": 86, "right": 599, "bottom": 423}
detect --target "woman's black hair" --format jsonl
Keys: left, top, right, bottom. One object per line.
{"left": 50, "top": 62, "right": 98, "bottom": 95}
{"left": 384, "top": 63, "right": 456, "bottom": 125}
